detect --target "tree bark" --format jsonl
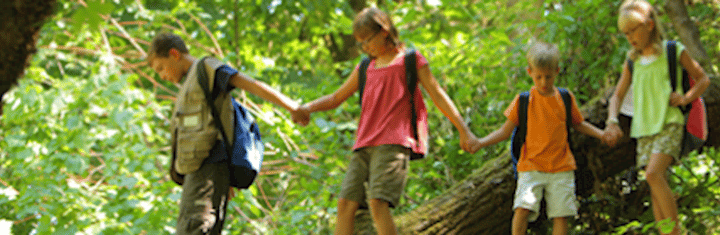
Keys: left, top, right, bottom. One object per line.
{"left": 0, "top": 0, "right": 56, "bottom": 116}
{"left": 353, "top": 82, "right": 720, "bottom": 234}
{"left": 664, "top": 0, "right": 709, "bottom": 66}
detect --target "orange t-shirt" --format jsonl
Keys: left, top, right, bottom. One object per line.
{"left": 504, "top": 87, "right": 584, "bottom": 173}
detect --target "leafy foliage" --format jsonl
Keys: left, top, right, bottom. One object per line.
{"left": 1, "top": 0, "right": 718, "bottom": 234}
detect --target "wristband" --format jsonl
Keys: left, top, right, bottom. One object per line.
{"left": 606, "top": 117, "right": 619, "bottom": 125}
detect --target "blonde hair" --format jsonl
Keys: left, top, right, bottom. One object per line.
{"left": 618, "top": 0, "right": 666, "bottom": 60}
{"left": 526, "top": 41, "right": 560, "bottom": 70}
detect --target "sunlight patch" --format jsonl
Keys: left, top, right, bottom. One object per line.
{"left": 0, "top": 220, "right": 12, "bottom": 234}
{"left": 0, "top": 186, "right": 18, "bottom": 200}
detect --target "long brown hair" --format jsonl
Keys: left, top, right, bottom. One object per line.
{"left": 352, "top": 7, "right": 403, "bottom": 52}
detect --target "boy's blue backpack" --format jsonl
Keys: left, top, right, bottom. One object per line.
{"left": 626, "top": 41, "right": 708, "bottom": 157}
{"left": 197, "top": 57, "right": 264, "bottom": 189}
{"left": 510, "top": 88, "right": 580, "bottom": 177}
{"left": 357, "top": 49, "right": 424, "bottom": 160}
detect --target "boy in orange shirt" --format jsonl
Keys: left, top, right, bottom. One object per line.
{"left": 471, "top": 41, "right": 605, "bottom": 235}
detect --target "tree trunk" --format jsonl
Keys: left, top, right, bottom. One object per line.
{"left": 0, "top": 0, "right": 56, "bottom": 116}
{"left": 353, "top": 82, "right": 720, "bottom": 234}
{"left": 664, "top": 0, "right": 709, "bottom": 66}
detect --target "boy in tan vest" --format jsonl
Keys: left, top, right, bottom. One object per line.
{"left": 147, "top": 32, "right": 303, "bottom": 234}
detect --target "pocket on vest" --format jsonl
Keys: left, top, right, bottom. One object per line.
{"left": 174, "top": 127, "right": 218, "bottom": 174}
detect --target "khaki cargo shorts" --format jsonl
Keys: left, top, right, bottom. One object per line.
{"left": 513, "top": 171, "right": 578, "bottom": 222}
{"left": 339, "top": 144, "right": 410, "bottom": 208}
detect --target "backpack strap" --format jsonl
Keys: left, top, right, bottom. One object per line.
{"left": 512, "top": 91, "right": 530, "bottom": 163}
{"left": 357, "top": 57, "right": 372, "bottom": 106}
{"left": 666, "top": 40, "right": 692, "bottom": 113}
{"left": 404, "top": 49, "right": 420, "bottom": 152}
{"left": 667, "top": 41, "right": 678, "bottom": 92}
{"left": 558, "top": 88, "right": 574, "bottom": 155}
{"left": 197, "top": 57, "right": 233, "bottom": 160}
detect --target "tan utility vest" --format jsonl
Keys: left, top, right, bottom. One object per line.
{"left": 171, "top": 57, "right": 234, "bottom": 174}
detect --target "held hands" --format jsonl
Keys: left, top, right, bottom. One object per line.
{"left": 602, "top": 123, "right": 623, "bottom": 147}
{"left": 460, "top": 132, "right": 482, "bottom": 154}
{"left": 291, "top": 104, "right": 310, "bottom": 126}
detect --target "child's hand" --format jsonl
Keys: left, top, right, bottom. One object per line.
{"left": 602, "top": 124, "right": 622, "bottom": 147}
{"left": 469, "top": 137, "right": 484, "bottom": 153}
{"left": 460, "top": 133, "right": 483, "bottom": 154}
{"left": 291, "top": 104, "right": 310, "bottom": 126}
{"left": 669, "top": 92, "right": 686, "bottom": 107}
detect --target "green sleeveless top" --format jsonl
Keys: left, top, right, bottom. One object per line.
{"left": 630, "top": 40, "right": 685, "bottom": 138}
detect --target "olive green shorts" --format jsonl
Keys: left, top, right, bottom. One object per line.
{"left": 339, "top": 145, "right": 410, "bottom": 208}
{"left": 636, "top": 123, "right": 683, "bottom": 168}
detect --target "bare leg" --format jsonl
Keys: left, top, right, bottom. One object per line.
{"left": 335, "top": 198, "right": 360, "bottom": 235}
{"left": 369, "top": 198, "right": 397, "bottom": 235}
{"left": 645, "top": 153, "right": 679, "bottom": 235}
{"left": 552, "top": 217, "right": 568, "bottom": 235}
{"left": 512, "top": 208, "right": 531, "bottom": 235}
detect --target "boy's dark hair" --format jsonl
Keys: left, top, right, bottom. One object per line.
{"left": 147, "top": 32, "right": 189, "bottom": 61}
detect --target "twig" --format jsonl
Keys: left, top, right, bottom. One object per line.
{"left": 255, "top": 181, "right": 274, "bottom": 212}
{"left": 0, "top": 177, "right": 12, "bottom": 188}
{"left": 109, "top": 17, "right": 147, "bottom": 58}
{"left": 100, "top": 28, "right": 115, "bottom": 58}
{"left": 188, "top": 12, "right": 225, "bottom": 58}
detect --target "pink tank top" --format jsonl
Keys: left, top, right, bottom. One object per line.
{"left": 353, "top": 50, "right": 429, "bottom": 155}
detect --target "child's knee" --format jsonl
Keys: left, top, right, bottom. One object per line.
{"left": 552, "top": 216, "right": 568, "bottom": 223}
{"left": 514, "top": 207, "right": 531, "bottom": 217}
{"left": 368, "top": 198, "right": 389, "bottom": 209}
{"left": 338, "top": 198, "right": 360, "bottom": 213}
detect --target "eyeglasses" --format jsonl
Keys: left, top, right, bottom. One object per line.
{"left": 356, "top": 31, "right": 380, "bottom": 48}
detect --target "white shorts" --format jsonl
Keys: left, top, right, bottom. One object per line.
{"left": 513, "top": 171, "right": 578, "bottom": 221}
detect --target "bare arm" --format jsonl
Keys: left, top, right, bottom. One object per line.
{"left": 604, "top": 60, "right": 633, "bottom": 146}
{"left": 476, "top": 120, "right": 515, "bottom": 149}
{"left": 573, "top": 121, "right": 604, "bottom": 140}
{"left": 302, "top": 67, "right": 359, "bottom": 113}
{"left": 607, "top": 60, "right": 632, "bottom": 122}
{"left": 672, "top": 50, "right": 710, "bottom": 106}
{"left": 229, "top": 72, "right": 299, "bottom": 112}
{"left": 417, "top": 64, "right": 477, "bottom": 153}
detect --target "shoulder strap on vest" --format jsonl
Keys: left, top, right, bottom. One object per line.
{"left": 197, "top": 57, "right": 233, "bottom": 159}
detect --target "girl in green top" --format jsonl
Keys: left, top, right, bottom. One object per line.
{"left": 605, "top": 1, "right": 710, "bottom": 234}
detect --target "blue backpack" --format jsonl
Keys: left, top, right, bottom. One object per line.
{"left": 198, "top": 57, "right": 264, "bottom": 189}
{"left": 510, "top": 88, "right": 578, "bottom": 178}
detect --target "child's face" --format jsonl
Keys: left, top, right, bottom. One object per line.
{"left": 149, "top": 49, "right": 185, "bottom": 84}
{"left": 354, "top": 29, "right": 387, "bottom": 57}
{"left": 619, "top": 13, "right": 654, "bottom": 53}
{"left": 527, "top": 64, "right": 559, "bottom": 96}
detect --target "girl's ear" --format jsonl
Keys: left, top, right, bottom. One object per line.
{"left": 646, "top": 18, "right": 655, "bottom": 30}
{"left": 526, "top": 66, "right": 532, "bottom": 75}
